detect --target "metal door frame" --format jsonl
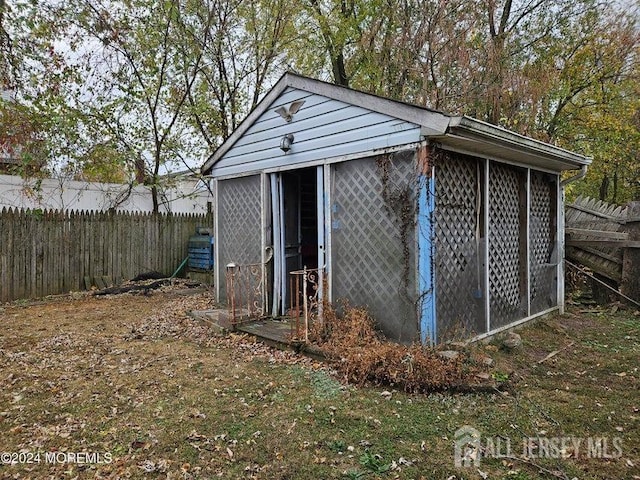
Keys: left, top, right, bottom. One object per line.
{"left": 269, "top": 165, "right": 327, "bottom": 316}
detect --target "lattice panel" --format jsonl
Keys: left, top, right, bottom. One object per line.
{"left": 529, "top": 172, "right": 557, "bottom": 313}
{"left": 218, "top": 175, "right": 262, "bottom": 303}
{"left": 489, "top": 163, "right": 526, "bottom": 328}
{"left": 331, "top": 152, "right": 418, "bottom": 342}
{"left": 433, "top": 153, "right": 486, "bottom": 339}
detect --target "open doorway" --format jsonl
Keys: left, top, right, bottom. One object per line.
{"left": 271, "top": 166, "right": 322, "bottom": 315}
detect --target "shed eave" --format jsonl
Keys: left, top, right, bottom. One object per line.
{"left": 201, "top": 74, "right": 592, "bottom": 176}
{"left": 201, "top": 74, "right": 293, "bottom": 175}
{"left": 442, "top": 116, "right": 592, "bottom": 171}
{"left": 201, "top": 72, "right": 451, "bottom": 176}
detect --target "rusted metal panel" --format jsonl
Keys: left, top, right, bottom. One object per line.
{"left": 288, "top": 266, "right": 325, "bottom": 342}
{"left": 225, "top": 261, "right": 268, "bottom": 325}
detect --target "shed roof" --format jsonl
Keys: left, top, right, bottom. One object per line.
{"left": 202, "top": 72, "right": 591, "bottom": 175}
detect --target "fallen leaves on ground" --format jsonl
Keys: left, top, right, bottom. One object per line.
{"left": 0, "top": 285, "right": 323, "bottom": 478}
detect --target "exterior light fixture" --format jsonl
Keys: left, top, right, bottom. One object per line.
{"left": 280, "top": 133, "right": 294, "bottom": 153}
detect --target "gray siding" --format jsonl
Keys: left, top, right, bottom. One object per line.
{"left": 488, "top": 163, "right": 528, "bottom": 329}
{"left": 330, "top": 152, "right": 418, "bottom": 343}
{"left": 211, "top": 87, "right": 421, "bottom": 177}
{"left": 529, "top": 171, "right": 558, "bottom": 314}
{"left": 433, "top": 152, "right": 559, "bottom": 339}
{"left": 217, "top": 175, "right": 262, "bottom": 303}
{"left": 433, "top": 153, "right": 486, "bottom": 340}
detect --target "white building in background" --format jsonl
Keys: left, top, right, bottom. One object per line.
{"left": 0, "top": 172, "right": 213, "bottom": 214}
{"left": 0, "top": 89, "right": 21, "bottom": 168}
{"left": 3, "top": 87, "right": 214, "bottom": 213}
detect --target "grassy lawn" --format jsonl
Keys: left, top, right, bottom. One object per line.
{"left": 0, "top": 290, "right": 638, "bottom": 479}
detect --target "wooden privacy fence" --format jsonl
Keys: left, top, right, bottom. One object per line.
{"left": 0, "top": 207, "right": 213, "bottom": 302}
{"left": 565, "top": 196, "right": 640, "bottom": 300}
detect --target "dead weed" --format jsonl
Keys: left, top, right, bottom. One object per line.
{"left": 309, "top": 304, "right": 487, "bottom": 393}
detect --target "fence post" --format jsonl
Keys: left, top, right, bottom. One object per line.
{"left": 621, "top": 201, "right": 640, "bottom": 302}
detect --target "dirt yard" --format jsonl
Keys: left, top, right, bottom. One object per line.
{"left": 0, "top": 286, "right": 638, "bottom": 479}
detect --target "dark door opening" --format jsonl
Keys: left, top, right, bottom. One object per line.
{"left": 276, "top": 167, "right": 319, "bottom": 313}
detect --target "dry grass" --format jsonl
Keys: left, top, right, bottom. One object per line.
{"left": 0, "top": 289, "right": 638, "bottom": 479}
{"left": 309, "top": 304, "right": 485, "bottom": 392}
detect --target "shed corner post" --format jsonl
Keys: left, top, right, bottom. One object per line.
{"left": 557, "top": 178, "right": 565, "bottom": 315}
{"left": 484, "top": 158, "right": 491, "bottom": 333}
{"left": 525, "top": 168, "right": 531, "bottom": 317}
{"left": 621, "top": 201, "right": 640, "bottom": 302}
{"left": 261, "top": 172, "right": 269, "bottom": 314}
{"left": 417, "top": 152, "right": 436, "bottom": 345}
{"left": 213, "top": 178, "right": 220, "bottom": 303}
{"left": 323, "top": 163, "right": 332, "bottom": 304}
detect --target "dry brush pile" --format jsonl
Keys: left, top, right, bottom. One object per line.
{"left": 309, "top": 304, "right": 492, "bottom": 393}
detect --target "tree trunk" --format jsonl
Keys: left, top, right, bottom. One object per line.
{"left": 332, "top": 51, "right": 349, "bottom": 87}
{"left": 151, "top": 183, "right": 159, "bottom": 213}
{"left": 599, "top": 174, "right": 609, "bottom": 201}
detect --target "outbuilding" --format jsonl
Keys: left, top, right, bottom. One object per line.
{"left": 201, "top": 73, "right": 591, "bottom": 343}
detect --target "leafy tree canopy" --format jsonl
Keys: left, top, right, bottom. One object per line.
{"left": 1, "top": 0, "right": 638, "bottom": 208}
